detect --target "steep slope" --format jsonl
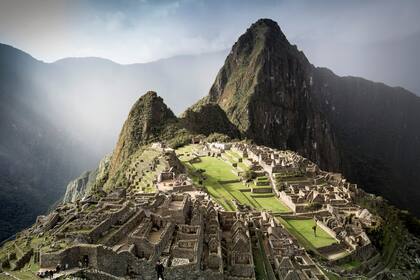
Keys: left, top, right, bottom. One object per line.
{"left": 99, "top": 90, "right": 243, "bottom": 193}
{"left": 108, "top": 91, "right": 179, "bottom": 177}
{"left": 312, "top": 68, "right": 420, "bottom": 216}
{"left": 0, "top": 44, "right": 93, "bottom": 242}
{"left": 63, "top": 155, "right": 110, "bottom": 203}
{"left": 204, "top": 19, "right": 340, "bottom": 171}
{"left": 205, "top": 18, "right": 420, "bottom": 216}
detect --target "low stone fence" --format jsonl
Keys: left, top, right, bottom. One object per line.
{"left": 251, "top": 187, "right": 272, "bottom": 193}
{"left": 250, "top": 194, "right": 275, "bottom": 198}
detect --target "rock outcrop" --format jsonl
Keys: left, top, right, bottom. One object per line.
{"left": 63, "top": 171, "right": 95, "bottom": 203}
{"left": 63, "top": 155, "right": 110, "bottom": 203}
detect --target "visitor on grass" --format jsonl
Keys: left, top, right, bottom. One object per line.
{"left": 312, "top": 224, "right": 317, "bottom": 237}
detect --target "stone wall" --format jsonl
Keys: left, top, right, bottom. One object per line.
{"left": 279, "top": 192, "right": 297, "bottom": 212}
{"left": 316, "top": 220, "right": 338, "bottom": 240}
{"left": 88, "top": 204, "right": 131, "bottom": 242}
{"left": 251, "top": 187, "right": 272, "bottom": 193}
{"left": 230, "top": 263, "right": 255, "bottom": 278}
{"left": 105, "top": 211, "right": 145, "bottom": 246}
{"left": 40, "top": 245, "right": 134, "bottom": 277}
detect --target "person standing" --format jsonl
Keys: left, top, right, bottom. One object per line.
{"left": 155, "top": 259, "right": 164, "bottom": 280}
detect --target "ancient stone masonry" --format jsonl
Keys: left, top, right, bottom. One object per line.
{"left": 254, "top": 212, "right": 327, "bottom": 280}
{"left": 0, "top": 141, "right": 390, "bottom": 279}
{"left": 229, "top": 143, "right": 378, "bottom": 260}
{"left": 2, "top": 179, "right": 328, "bottom": 279}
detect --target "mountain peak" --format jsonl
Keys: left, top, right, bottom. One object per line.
{"left": 247, "top": 18, "right": 288, "bottom": 41}
{"left": 232, "top": 18, "right": 290, "bottom": 55}
{"left": 206, "top": 19, "right": 339, "bottom": 170}
{"left": 108, "top": 90, "right": 176, "bottom": 176}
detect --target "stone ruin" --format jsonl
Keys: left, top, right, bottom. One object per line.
{"left": 16, "top": 185, "right": 329, "bottom": 279}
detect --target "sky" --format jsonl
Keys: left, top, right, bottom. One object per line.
{"left": 0, "top": 0, "right": 420, "bottom": 93}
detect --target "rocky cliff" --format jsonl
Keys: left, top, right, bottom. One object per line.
{"left": 203, "top": 19, "right": 340, "bottom": 171}
{"left": 63, "top": 155, "right": 110, "bottom": 203}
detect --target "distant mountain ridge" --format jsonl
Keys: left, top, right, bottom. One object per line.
{"left": 0, "top": 43, "right": 228, "bottom": 242}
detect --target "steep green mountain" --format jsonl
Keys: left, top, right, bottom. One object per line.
{"left": 108, "top": 91, "right": 179, "bottom": 177}
{"left": 102, "top": 91, "right": 240, "bottom": 192}
{"left": 201, "top": 19, "right": 420, "bottom": 217}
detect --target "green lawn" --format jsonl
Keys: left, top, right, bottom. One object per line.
{"left": 193, "top": 156, "right": 238, "bottom": 181}
{"left": 175, "top": 144, "right": 200, "bottom": 161}
{"left": 237, "top": 161, "right": 249, "bottom": 171}
{"left": 252, "top": 195, "right": 290, "bottom": 213}
{"left": 340, "top": 259, "right": 361, "bottom": 271}
{"left": 184, "top": 154, "right": 290, "bottom": 214}
{"left": 282, "top": 218, "right": 337, "bottom": 249}
{"left": 225, "top": 150, "right": 242, "bottom": 160}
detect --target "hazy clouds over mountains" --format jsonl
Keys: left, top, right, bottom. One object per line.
{"left": 8, "top": 45, "right": 228, "bottom": 162}
{"left": 0, "top": 43, "right": 227, "bottom": 241}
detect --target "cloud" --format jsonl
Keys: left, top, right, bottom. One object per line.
{"left": 0, "top": 0, "right": 419, "bottom": 93}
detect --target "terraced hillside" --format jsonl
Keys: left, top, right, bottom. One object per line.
{"left": 0, "top": 140, "right": 419, "bottom": 279}
{"left": 1, "top": 88, "right": 419, "bottom": 279}
{"left": 176, "top": 144, "right": 290, "bottom": 214}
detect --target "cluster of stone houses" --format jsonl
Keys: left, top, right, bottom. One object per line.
{"left": 0, "top": 141, "right": 380, "bottom": 278}
{"left": 227, "top": 143, "right": 377, "bottom": 260}
{"left": 254, "top": 212, "right": 327, "bottom": 279}
{"left": 5, "top": 186, "right": 327, "bottom": 279}
{"left": 231, "top": 143, "right": 304, "bottom": 177}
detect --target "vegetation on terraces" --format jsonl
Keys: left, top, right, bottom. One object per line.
{"left": 177, "top": 145, "right": 290, "bottom": 214}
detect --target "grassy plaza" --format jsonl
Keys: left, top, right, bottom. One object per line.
{"left": 176, "top": 145, "right": 290, "bottom": 213}
{"left": 280, "top": 218, "right": 338, "bottom": 249}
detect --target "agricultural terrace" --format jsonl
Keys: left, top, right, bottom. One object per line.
{"left": 176, "top": 145, "right": 290, "bottom": 213}
{"left": 279, "top": 217, "right": 338, "bottom": 250}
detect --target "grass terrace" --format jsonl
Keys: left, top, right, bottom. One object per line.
{"left": 254, "top": 176, "right": 270, "bottom": 185}
{"left": 278, "top": 218, "right": 337, "bottom": 251}
{"left": 177, "top": 146, "right": 291, "bottom": 214}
